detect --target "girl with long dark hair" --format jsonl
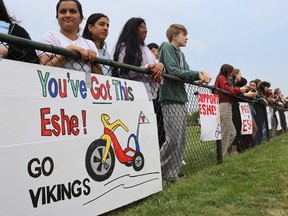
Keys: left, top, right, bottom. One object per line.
{"left": 0, "top": 0, "right": 38, "bottom": 63}
{"left": 83, "top": 13, "right": 111, "bottom": 75}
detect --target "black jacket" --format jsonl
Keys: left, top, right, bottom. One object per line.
{"left": 7, "top": 23, "right": 38, "bottom": 63}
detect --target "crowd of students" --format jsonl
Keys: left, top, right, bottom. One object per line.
{"left": 215, "top": 65, "right": 288, "bottom": 159}
{"left": 1, "top": 0, "right": 287, "bottom": 184}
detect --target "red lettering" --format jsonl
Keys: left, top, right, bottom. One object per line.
{"left": 242, "top": 119, "right": 248, "bottom": 132}
{"left": 240, "top": 104, "right": 250, "bottom": 114}
{"left": 51, "top": 115, "right": 60, "bottom": 136}
{"left": 90, "top": 77, "right": 112, "bottom": 101}
{"left": 198, "top": 94, "right": 204, "bottom": 103}
{"left": 70, "top": 115, "right": 79, "bottom": 135}
{"left": 58, "top": 79, "right": 67, "bottom": 98}
{"left": 199, "top": 104, "right": 206, "bottom": 115}
{"left": 199, "top": 104, "right": 216, "bottom": 116}
{"left": 199, "top": 93, "right": 219, "bottom": 107}
{"left": 40, "top": 108, "right": 79, "bottom": 136}
{"left": 60, "top": 109, "right": 71, "bottom": 135}
{"left": 212, "top": 105, "right": 216, "bottom": 115}
{"left": 247, "top": 119, "right": 251, "bottom": 131}
{"left": 106, "top": 80, "right": 112, "bottom": 100}
{"left": 41, "top": 108, "right": 52, "bottom": 136}
{"left": 90, "top": 76, "right": 100, "bottom": 99}
{"left": 206, "top": 104, "right": 212, "bottom": 115}
{"left": 99, "top": 84, "right": 107, "bottom": 99}
{"left": 242, "top": 119, "right": 252, "bottom": 133}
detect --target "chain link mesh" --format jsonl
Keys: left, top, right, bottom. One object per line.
{"left": 1, "top": 38, "right": 287, "bottom": 184}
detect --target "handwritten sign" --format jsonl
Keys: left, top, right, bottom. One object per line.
{"left": 198, "top": 93, "right": 221, "bottom": 141}
{"left": 0, "top": 59, "right": 162, "bottom": 216}
{"left": 239, "top": 102, "right": 252, "bottom": 135}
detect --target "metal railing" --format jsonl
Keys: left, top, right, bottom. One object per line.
{"left": 1, "top": 32, "right": 287, "bottom": 183}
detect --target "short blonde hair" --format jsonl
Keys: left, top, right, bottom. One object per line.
{"left": 166, "top": 24, "right": 188, "bottom": 42}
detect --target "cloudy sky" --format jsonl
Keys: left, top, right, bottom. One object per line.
{"left": 5, "top": 0, "right": 288, "bottom": 96}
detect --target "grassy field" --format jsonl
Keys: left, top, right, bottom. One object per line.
{"left": 104, "top": 132, "right": 288, "bottom": 216}
{"left": 182, "top": 125, "right": 218, "bottom": 174}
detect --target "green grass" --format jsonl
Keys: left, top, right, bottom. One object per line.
{"left": 104, "top": 133, "right": 288, "bottom": 216}
{"left": 182, "top": 126, "right": 218, "bottom": 174}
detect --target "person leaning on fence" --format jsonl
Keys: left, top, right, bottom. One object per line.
{"left": 245, "top": 80, "right": 259, "bottom": 147}
{"left": 254, "top": 78, "right": 262, "bottom": 88}
{"left": 254, "top": 81, "right": 270, "bottom": 144}
{"left": 285, "top": 96, "right": 288, "bottom": 109}
{"left": 147, "top": 42, "right": 159, "bottom": 60}
{"left": 0, "top": 0, "right": 38, "bottom": 63}
{"left": 82, "top": 13, "right": 112, "bottom": 76}
{"left": 215, "top": 64, "right": 249, "bottom": 158}
{"left": 273, "top": 88, "right": 285, "bottom": 109}
{"left": 112, "top": 17, "right": 163, "bottom": 86}
{"left": 38, "top": 0, "right": 102, "bottom": 74}
{"left": 146, "top": 42, "right": 166, "bottom": 148}
{"left": 229, "top": 70, "right": 258, "bottom": 154}
{"left": 273, "top": 88, "right": 285, "bottom": 135}
{"left": 158, "top": 24, "right": 211, "bottom": 183}
{"left": 235, "top": 76, "right": 258, "bottom": 152}
{"left": 228, "top": 69, "right": 242, "bottom": 156}
{"left": 112, "top": 17, "right": 166, "bottom": 148}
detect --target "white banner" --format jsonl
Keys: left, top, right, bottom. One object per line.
{"left": 284, "top": 111, "right": 288, "bottom": 128}
{"left": 275, "top": 110, "right": 282, "bottom": 131}
{"left": 198, "top": 93, "right": 221, "bottom": 141}
{"left": 239, "top": 102, "right": 252, "bottom": 135}
{"left": 0, "top": 59, "right": 162, "bottom": 216}
{"left": 266, "top": 106, "right": 273, "bottom": 130}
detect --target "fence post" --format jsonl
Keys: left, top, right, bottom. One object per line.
{"left": 279, "top": 109, "right": 287, "bottom": 133}
{"left": 216, "top": 140, "right": 223, "bottom": 163}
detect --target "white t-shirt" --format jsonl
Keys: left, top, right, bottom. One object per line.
{"left": 39, "top": 31, "right": 98, "bottom": 73}
{"left": 117, "top": 44, "right": 159, "bottom": 100}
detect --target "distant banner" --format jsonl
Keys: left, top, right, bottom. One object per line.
{"left": 198, "top": 93, "right": 221, "bottom": 141}
{"left": 275, "top": 110, "right": 282, "bottom": 131}
{"left": 239, "top": 102, "right": 252, "bottom": 135}
{"left": 0, "top": 59, "right": 162, "bottom": 216}
{"left": 284, "top": 111, "right": 288, "bottom": 128}
{"left": 266, "top": 106, "right": 273, "bottom": 130}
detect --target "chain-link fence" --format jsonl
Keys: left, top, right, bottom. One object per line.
{"left": 1, "top": 33, "right": 287, "bottom": 185}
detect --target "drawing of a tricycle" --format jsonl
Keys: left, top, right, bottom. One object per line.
{"left": 85, "top": 112, "right": 148, "bottom": 182}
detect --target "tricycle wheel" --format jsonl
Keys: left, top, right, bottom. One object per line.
{"left": 85, "top": 139, "right": 115, "bottom": 182}
{"left": 133, "top": 152, "right": 144, "bottom": 171}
